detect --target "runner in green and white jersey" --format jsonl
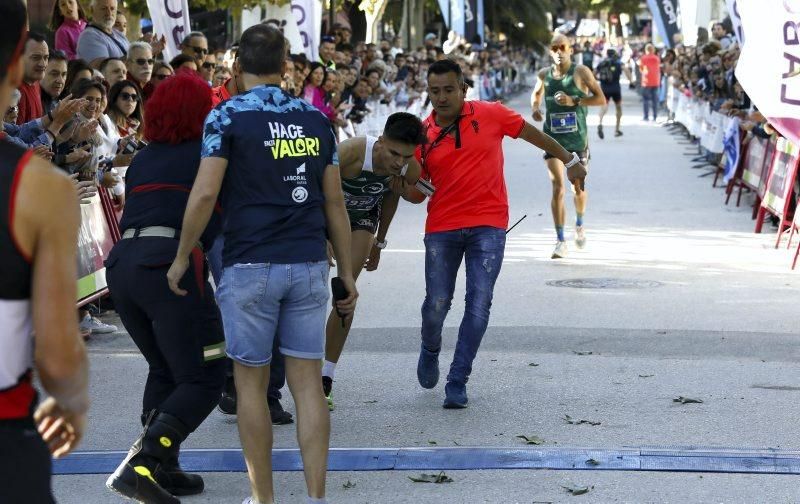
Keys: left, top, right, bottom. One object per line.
{"left": 322, "top": 112, "right": 425, "bottom": 409}
{"left": 531, "top": 33, "right": 606, "bottom": 259}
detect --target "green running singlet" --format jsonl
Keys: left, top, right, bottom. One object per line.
{"left": 543, "top": 64, "right": 589, "bottom": 152}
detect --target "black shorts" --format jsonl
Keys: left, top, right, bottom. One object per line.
{"left": 348, "top": 203, "right": 381, "bottom": 234}
{"left": 0, "top": 418, "right": 55, "bottom": 503}
{"left": 544, "top": 148, "right": 590, "bottom": 169}
{"left": 602, "top": 85, "right": 622, "bottom": 104}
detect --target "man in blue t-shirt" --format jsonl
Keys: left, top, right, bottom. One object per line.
{"left": 167, "top": 24, "right": 357, "bottom": 504}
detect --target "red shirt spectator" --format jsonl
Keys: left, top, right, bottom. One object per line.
{"left": 17, "top": 81, "right": 43, "bottom": 125}
{"left": 416, "top": 100, "right": 524, "bottom": 233}
{"left": 640, "top": 53, "right": 661, "bottom": 88}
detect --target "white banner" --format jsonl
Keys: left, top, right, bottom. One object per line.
{"left": 735, "top": 1, "right": 800, "bottom": 146}
{"left": 241, "top": 3, "right": 303, "bottom": 56}
{"left": 146, "top": 0, "right": 191, "bottom": 61}
{"left": 291, "top": 0, "right": 320, "bottom": 62}
{"left": 725, "top": 0, "right": 744, "bottom": 45}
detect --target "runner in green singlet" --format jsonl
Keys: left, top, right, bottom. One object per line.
{"left": 322, "top": 112, "right": 425, "bottom": 410}
{"left": 531, "top": 33, "right": 606, "bottom": 259}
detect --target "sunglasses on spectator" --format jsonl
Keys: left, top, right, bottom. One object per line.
{"left": 202, "top": 62, "right": 215, "bottom": 69}
{"left": 550, "top": 44, "right": 568, "bottom": 52}
{"left": 155, "top": 73, "right": 171, "bottom": 80}
{"left": 190, "top": 46, "right": 208, "bottom": 56}
{"left": 134, "top": 58, "right": 155, "bottom": 66}
{"left": 6, "top": 105, "right": 18, "bottom": 115}
{"left": 119, "top": 92, "right": 139, "bottom": 102}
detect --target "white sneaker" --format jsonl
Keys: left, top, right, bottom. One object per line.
{"left": 551, "top": 241, "right": 568, "bottom": 259}
{"left": 575, "top": 226, "right": 586, "bottom": 249}
{"left": 79, "top": 314, "right": 118, "bottom": 334}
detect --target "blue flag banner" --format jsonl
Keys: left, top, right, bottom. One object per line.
{"left": 646, "top": 0, "right": 681, "bottom": 48}
{"left": 450, "top": 0, "right": 465, "bottom": 36}
{"left": 722, "top": 117, "right": 741, "bottom": 184}
{"left": 437, "top": 0, "right": 450, "bottom": 28}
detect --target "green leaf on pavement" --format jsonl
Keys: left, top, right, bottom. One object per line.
{"left": 673, "top": 396, "right": 703, "bottom": 404}
{"left": 408, "top": 471, "right": 453, "bottom": 483}
{"left": 516, "top": 434, "right": 545, "bottom": 445}
{"left": 638, "top": 374, "right": 655, "bottom": 378}
{"left": 572, "top": 350, "right": 593, "bottom": 356}
{"left": 363, "top": 400, "right": 378, "bottom": 404}
{"left": 586, "top": 458, "right": 601, "bottom": 466}
{"left": 562, "top": 485, "right": 593, "bottom": 495}
{"left": 428, "top": 440, "right": 437, "bottom": 445}
{"left": 342, "top": 480, "right": 356, "bottom": 489}
{"left": 528, "top": 362, "right": 540, "bottom": 367}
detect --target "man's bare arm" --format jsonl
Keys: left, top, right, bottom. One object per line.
{"left": 322, "top": 164, "right": 358, "bottom": 314}
{"left": 19, "top": 159, "right": 89, "bottom": 415}
{"left": 531, "top": 68, "right": 548, "bottom": 110}
{"left": 517, "top": 122, "right": 572, "bottom": 162}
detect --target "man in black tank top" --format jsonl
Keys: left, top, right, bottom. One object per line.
{"left": 0, "top": 2, "right": 89, "bottom": 502}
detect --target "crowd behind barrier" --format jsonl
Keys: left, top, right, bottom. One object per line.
{"left": 4, "top": 0, "right": 535, "bottom": 333}
{"left": 652, "top": 29, "right": 800, "bottom": 270}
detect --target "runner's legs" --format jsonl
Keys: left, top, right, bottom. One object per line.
{"left": 324, "top": 229, "right": 373, "bottom": 364}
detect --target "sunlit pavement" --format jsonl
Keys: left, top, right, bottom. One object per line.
{"left": 54, "top": 87, "right": 799, "bottom": 503}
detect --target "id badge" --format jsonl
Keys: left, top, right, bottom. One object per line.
{"left": 550, "top": 112, "right": 578, "bottom": 134}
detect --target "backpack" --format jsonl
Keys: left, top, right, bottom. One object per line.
{"left": 596, "top": 59, "right": 617, "bottom": 85}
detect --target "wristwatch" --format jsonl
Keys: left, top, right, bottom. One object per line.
{"left": 564, "top": 152, "right": 581, "bottom": 169}
{"left": 573, "top": 96, "right": 583, "bottom": 106}
{"left": 375, "top": 238, "right": 388, "bottom": 249}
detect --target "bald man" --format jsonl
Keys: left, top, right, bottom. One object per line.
{"left": 530, "top": 33, "right": 606, "bottom": 259}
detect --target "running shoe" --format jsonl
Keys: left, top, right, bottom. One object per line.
{"left": 551, "top": 241, "right": 568, "bottom": 259}
{"left": 80, "top": 314, "right": 117, "bottom": 334}
{"left": 575, "top": 226, "right": 587, "bottom": 249}
{"left": 597, "top": 125, "right": 604, "bottom": 139}
{"left": 615, "top": 130, "right": 623, "bottom": 137}
{"left": 322, "top": 376, "right": 334, "bottom": 411}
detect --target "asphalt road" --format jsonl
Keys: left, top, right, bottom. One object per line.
{"left": 52, "top": 87, "right": 799, "bottom": 503}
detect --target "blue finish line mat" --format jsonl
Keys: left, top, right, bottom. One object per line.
{"left": 54, "top": 446, "right": 800, "bottom": 475}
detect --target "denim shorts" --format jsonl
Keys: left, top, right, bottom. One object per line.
{"left": 217, "top": 261, "right": 329, "bottom": 366}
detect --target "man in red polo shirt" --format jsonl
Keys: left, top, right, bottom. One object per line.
{"left": 17, "top": 33, "right": 48, "bottom": 125}
{"left": 410, "top": 59, "right": 586, "bottom": 408}
{"left": 639, "top": 44, "right": 661, "bottom": 121}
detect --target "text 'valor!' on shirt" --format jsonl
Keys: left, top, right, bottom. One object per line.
{"left": 265, "top": 121, "right": 322, "bottom": 159}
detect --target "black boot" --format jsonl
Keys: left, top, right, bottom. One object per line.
{"left": 136, "top": 411, "right": 205, "bottom": 496}
{"left": 106, "top": 412, "right": 185, "bottom": 503}
{"left": 155, "top": 454, "right": 204, "bottom": 496}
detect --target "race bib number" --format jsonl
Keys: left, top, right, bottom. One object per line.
{"left": 550, "top": 112, "right": 578, "bottom": 134}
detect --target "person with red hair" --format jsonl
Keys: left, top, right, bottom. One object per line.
{"left": 104, "top": 71, "right": 225, "bottom": 502}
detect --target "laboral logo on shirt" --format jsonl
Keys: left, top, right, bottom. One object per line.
{"left": 264, "top": 122, "right": 321, "bottom": 159}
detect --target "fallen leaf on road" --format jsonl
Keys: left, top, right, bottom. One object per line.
{"left": 586, "top": 458, "right": 601, "bottom": 466}
{"left": 516, "top": 434, "right": 545, "bottom": 445}
{"left": 343, "top": 480, "right": 356, "bottom": 489}
{"left": 673, "top": 396, "right": 704, "bottom": 404}
{"left": 564, "top": 414, "right": 601, "bottom": 426}
{"left": 562, "top": 485, "right": 593, "bottom": 495}
{"left": 428, "top": 440, "right": 437, "bottom": 445}
{"left": 408, "top": 471, "right": 453, "bottom": 483}
{"left": 363, "top": 400, "right": 378, "bottom": 404}
{"left": 528, "top": 362, "right": 540, "bottom": 367}
{"left": 573, "top": 350, "right": 593, "bottom": 356}
{"left": 638, "top": 374, "right": 655, "bottom": 378}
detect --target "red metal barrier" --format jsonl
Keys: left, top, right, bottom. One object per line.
{"left": 754, "top": 137, "right": 799, "bottom": 248}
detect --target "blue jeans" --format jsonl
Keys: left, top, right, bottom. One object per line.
{"left": 642, "top": 86, "right": 659, "bottom": 120}
{"left": 421, "top": 227, "right": 505, "bottom": 385}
